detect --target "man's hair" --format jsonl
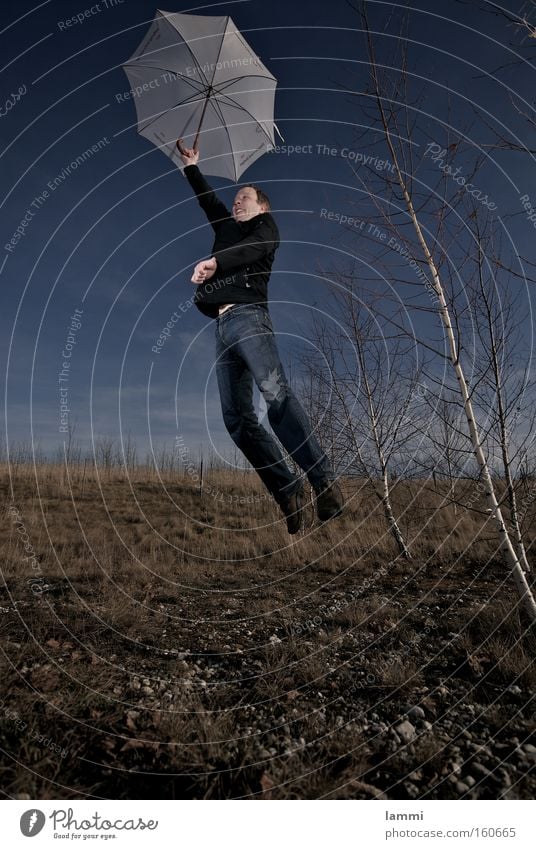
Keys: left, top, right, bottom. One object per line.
{"left": 243, "top": 183, "right": 271, "bottom": 212}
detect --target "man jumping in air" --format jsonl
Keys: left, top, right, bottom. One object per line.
{"left": 178, "top": 141, "right": 344, "bottom": 534}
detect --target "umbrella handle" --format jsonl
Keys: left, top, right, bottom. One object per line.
{"left": 176, "top": 137, "right": 200, "bottom": 155}
{"left": 192, "top": 90, "right": 211, "bottom": 151}
{"left": 176, "top": 89, "right": 212, "bottom": 156}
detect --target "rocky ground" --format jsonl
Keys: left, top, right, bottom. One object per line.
{"left": 1, "top": 470, "right": 534, "bottom": 798}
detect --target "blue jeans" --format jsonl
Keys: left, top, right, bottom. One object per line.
{"left": 214, "top": 303, "right": 335, "bottom": 504}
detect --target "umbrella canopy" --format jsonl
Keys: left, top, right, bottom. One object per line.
{"left": 122, "top": 9, "right": 283, "bottom": 181}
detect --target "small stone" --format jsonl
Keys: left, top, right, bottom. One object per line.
{"left": 508, "top": 685, "right": 522, "bottom": 695}
{"left": 499, "top": 770, "right": 512, "bottom": 788}
{"left": 471, "top": 744, "right": 493, "bottom": 759}
{"left": 403, "top": 781, "right": 421, "bottom": 799}
{"left": 141, "top": 686, "right": 154, "bottom": 696}
{"left": 455, "top": 781, "right": 470, "bottom": 794}
{"left": 407, "top": 706, "right": 425, "bottom": 721}
{"left": 421, "top": 720, "right": 433, "bottom": 731}
{"left": 395, "top": 720, "right": 416, "bottom": 744}
{"left": 471, "top": 762, "right": 492, "bottom": 778}
{"left": 464, "top": 775, "right": 476, "bottom": 787}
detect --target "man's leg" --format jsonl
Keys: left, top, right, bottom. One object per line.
{"left": 226, "top": 307, "right": 336, "bottom": 499}
{"left": 215, "top": 318, "right": 300, "bottom": 504}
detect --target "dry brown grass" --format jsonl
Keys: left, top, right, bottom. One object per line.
{"left": 1, "top": 464, "right": 534, "bottom": 799}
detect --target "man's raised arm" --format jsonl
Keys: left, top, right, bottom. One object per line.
{"left": 177, "top": 141, "right": 230, "bottom": 230}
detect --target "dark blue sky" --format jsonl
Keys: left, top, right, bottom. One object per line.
{"left": 1, "top": 0, "right": 534, "bottom": 465}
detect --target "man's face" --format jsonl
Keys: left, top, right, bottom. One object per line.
{"left": 232, "top": 186, "right": 266, "bottom": 222}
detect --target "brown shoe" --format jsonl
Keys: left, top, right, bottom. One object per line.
{"left": 279, "top": 483, "right": 305, "bottom": 534}
{"left": 314, "top": 479, "right": 345, "bottom": 522}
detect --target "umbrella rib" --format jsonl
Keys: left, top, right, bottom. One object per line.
{"left": 199, "top": 91, "right": 274, "bottom": 180}
{"left": 207, "top": 15, "right": 229, "bottom": 87}
{"left": 136, "top": 87, "right": 214, "bottom": 133}
{"left": 133, "top": 75, "right": 235, "bottom": 134}
{"left": 133, "top": 76, "right": 250, "bottom": 136}
{"left": 141, "top": 9, "right": 214, "bottom": 89}
{"left": 188, "top": 15, "right": 233, "bottom": 152}
{"left": 231, "top": 26, "right": 277, "bottom": 83}
{"left": 203, "top": 95, "right": 238, "bottom": 182}
{"left": 209, "top": 91, "right": 275, "bottom": 148}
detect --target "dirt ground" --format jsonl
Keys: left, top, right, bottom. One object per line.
{"left": 1, "top": 465, "right": 534, "bottom": 799}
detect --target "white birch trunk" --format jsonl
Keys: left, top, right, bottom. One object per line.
{"left": 367, "top": 40, "right": 536, "bottom": 618}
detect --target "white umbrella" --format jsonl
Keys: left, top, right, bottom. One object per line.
{"left": 122, "top": 9, "right": 284, "bottom": 181}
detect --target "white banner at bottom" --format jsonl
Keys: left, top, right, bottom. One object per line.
{"left": 3, "top": 799, "right": 535, "bottom": 848}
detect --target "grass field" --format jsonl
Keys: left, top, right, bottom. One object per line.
{"left": 1, "top": 463, "right": 535, "bottom": 799}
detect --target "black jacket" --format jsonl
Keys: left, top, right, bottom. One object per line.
{"left": 184, "top": 164, "right": 280, "bottom": 319}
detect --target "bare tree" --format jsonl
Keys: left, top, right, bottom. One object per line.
{"left": 297, "top": 287, "right": 425, "bottom": 559}
{"left": 466, "top": 212, "right": 536, "bottom": 573}
{"left": 95, "top": 436, "right": 115, "bottom": 475}
{"left": 333, "top": 1, "right": 536, "bottom": 617}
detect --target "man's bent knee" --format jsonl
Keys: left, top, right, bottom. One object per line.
{"left": 222, "top": 409, "right": 260, "bottom": 442}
